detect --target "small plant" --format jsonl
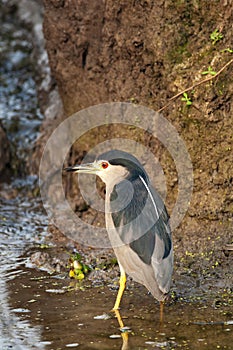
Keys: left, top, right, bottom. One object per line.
{"left": 68, "top": 252, "right": 91, "bottom": 280}
{"left": 221, "top": 48, "right": 233, "bottom": 54}
{"left": 210, "top": 29, "right": 223, "bottom": 45}
{"left": 181, "top": 92, "right": 192, "bottom": 106}
{"left": 201, "top": 66, "right": 217, "bottom": 76}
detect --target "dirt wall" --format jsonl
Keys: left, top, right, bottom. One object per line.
{"left": 41, "top": 0, "right": 233, "bottom": 271}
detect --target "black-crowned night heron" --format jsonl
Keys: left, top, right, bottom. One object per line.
{"left": 66, "top": 150, "right": 173, "bottom": 311}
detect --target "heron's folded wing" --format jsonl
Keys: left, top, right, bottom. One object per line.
{"left": 110, "top": 176, "right": 172, "bottom": 265}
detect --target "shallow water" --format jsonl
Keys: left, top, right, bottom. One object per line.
{"left": 5, "top": 264, "right": 233, "bottom": 350}
{"left": 0, "top": 184, "right": 48, "bottom": 349}
{"left": 0, "top": 0, "right": 43, "bottom": 166}
{"left": 0, "top": 3, "right": 48, "bottom": 347}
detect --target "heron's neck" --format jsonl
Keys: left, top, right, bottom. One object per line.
{"left": 99, "top": 166, "right": 129, "bottom": 194}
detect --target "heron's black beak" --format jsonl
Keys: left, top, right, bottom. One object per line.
{"left": 64, "top": 162, "right": 100, "bottom": 174}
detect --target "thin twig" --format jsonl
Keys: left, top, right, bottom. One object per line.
{"left": 157, "top": 58, "right": 233, "bottom": 113}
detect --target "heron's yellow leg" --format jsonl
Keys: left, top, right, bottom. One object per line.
{"left": 114, "top": 309, "right": 129, "bottom": 350}
{"left": 114, "top": 309, "right": 124, "bottom": 329}
{"left": 112, "top": 263, "right": 126, "bottom": 310}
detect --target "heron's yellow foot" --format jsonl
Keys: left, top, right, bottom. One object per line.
{"left": 112, "top": 272, "right": 127, "bottom": 311}
{"left": 121, "top": 331, "right": 129, "bottom": 350}
{"left": 113, "top": 309, "right": 129, "bottom": 350}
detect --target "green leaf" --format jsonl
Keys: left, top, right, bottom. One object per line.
{"left": 221, "top": 48, "right": 233, "bottom": 54}
{"left": 201, "top": 66, "right": 216, "bottom": 76}
{"left": 181, "top": 92, "right": 192, "bottom": 106}
{"left": 210, "top": 29, "right": 223, "bottom": 45}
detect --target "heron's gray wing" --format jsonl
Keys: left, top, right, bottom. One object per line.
{"left": 110, "top": 175, "right": 172, "bottom": 265}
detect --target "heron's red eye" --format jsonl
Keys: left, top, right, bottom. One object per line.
{"left": 101, "top": 162, "right": 109, "bottom": 169}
